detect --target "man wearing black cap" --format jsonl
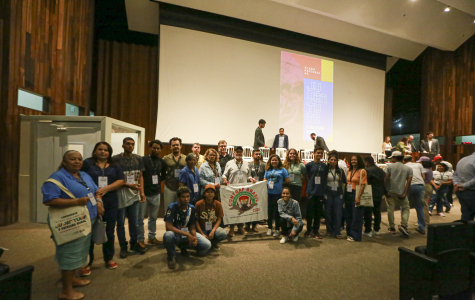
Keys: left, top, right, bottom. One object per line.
{"left": 254, "top": 119, "right": 267, "bottom": 150}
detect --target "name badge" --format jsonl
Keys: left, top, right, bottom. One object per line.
{"left": 98, "top": 176, "right": 108, "bottom": 188}
{"left": 181, "top": 227, "right": 189, "bottom": 238}
{"left": 193, "top": 183, "right": 199, "bottom": 193}
{"left": 331, "top": 182, "right": 338, "bottom": 191}
{"left": 315, "top": 176, "right": 321, "bottom": 185}
{"left": 88, "top": 192, "right": 97, "bottom": 206}
{"left": 205, "top": 222, "right": 213, "bottom": 231}
{"left": 269, "top": 181, "right": 274, "bottom": 189}
{"left": 126, "top": 175, "right": 134, "bottom": 184}
{"left": 289, "top": 174, "right": 295, "bottom": 181}
{"left": 347, "top": 184, "right": 353, "bottom": 192}
{"left": 152, "top": 175, "right": 159, "bottom": 184}
{"left": 174, "top": 169, "right": 180, "bottom": 178}
{"left": 238, "top": 170, "right": 244, "bottom": 180}
{"left": 214, "top": 177, "right": 220, "bottom": 184}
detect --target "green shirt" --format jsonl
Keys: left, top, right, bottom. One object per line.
{"left": 163, "top": 153, "right": 187, "bottom": 191}
{"left": 286, "top": 163, "right": 307, "bottom": 186}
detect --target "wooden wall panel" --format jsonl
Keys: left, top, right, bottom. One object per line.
{"left": 0, "top": 0, "right": 94, "bottom": 226}
{"left": 93, "top": 40, "right": 159, "bottom": 148}
{"left": 421, "top": 34, "right": 475, "bottom": 166}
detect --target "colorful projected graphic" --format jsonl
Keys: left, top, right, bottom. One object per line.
{"left": 280, "top": 52, "right": 334, "bottom": 142}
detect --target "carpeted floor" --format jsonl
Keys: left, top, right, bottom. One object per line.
{"left": 0, "top": 202, "right": 463, "bottom": 300}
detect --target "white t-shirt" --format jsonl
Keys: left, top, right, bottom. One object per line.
{"left": 278, "top": 135, "right": 285, "bottom": 148}
{"left": 406, "top": 162, "right": 426, "bottom": 185}
{"left": 384, "top": 143, "right": 392, "bottom": 151}
{"left": 433, "top": 171, "right": 453, "bottom": 185}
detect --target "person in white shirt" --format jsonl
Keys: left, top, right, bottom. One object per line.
{"left": 428, "top": 163, "right": 452, "bottom": 216}
{"left": 403, "top": 156, "right": 426, "bottom": 234}
{"left": 222, "top": 146, "right": 256, "bottom": 236}
{"left": 271, "top": 128, "right": 289, "bottom": 150}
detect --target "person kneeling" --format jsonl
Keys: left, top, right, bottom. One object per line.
{"left": 278, "top": 187, "right": 304, "bottom": 244}
{"left": 163, "top": 186, "right": 211, "bottom": 269}
{"left": 195, "top": 184, "right": 228, "bottom": 250}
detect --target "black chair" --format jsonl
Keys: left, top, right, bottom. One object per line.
{"left": 414, "top": 222, "right": 468, "bottom": 256}
{"left": 399, "top": 247, "right": 472, "bottom": 300}
{"left": 0, "top": 265, "right": 34, "bottom": 300}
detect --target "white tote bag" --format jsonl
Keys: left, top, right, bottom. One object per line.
{"left": 356, "top": 170, "right": 374, "bottom": 207}
{"left": 46, "top": 179, "right": 92, "bottom": 246}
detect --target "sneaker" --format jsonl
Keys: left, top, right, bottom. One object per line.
{"left": 79, "top": 267, "right": 91, "bottom": 277}
{"left": 304, "top": 230, "right": 312, "bottom": 237}
{"left": 252, "top": 226, "right": 259, "bottom": 233}
{"left": 445, "top": 206, "right": 451, "bottom": 213}
{"left": 438, "top": 212, "right": 446, "bottom": 217}
{"left": 363, "top": 232, "right": 372, "bottom": 238}
{"left": 273, "top": 230, "right": 280, "bottom": 237}
{"left": 180, "top": 248, "right": 190, "bottom": 257}
{"left": 131, "top": 243, "right": 146, "bottom": 255}
{"left": 428, "top": 211, "right": 432, "bottom": 216}
{"left": 388, "top": 228, "right": 396, "bottom": 235}
{"left": 167, "top": 256, "right": 176, "bottom": 269}
{"left": 280, "top": 236, "right": 288, "bottom": 244}
{"left": 105, "top": 260, "right": 118, "bottom": 270}
{"left": 119, "top": 247, "right": 128, "bottom": 259}
{"left": 148, "top": 238, "right": 162, "bottom": 245}
{"left": 373, "top": 231, "right": 380, "bottom": 236}
{"left": 237, "top": 227, "right": 247, "bottom": 235}
{"left": 347, "top": 236, "right": 355, "bottom": 242}
{"left": 415, "top": 228, "right": 425, "bottom": 235}
{"left": 398, "top": 225, "right": 410, "bottom": 238}
{"left": 266, "top": 229, "right": 272, "bottom": 236}
{"left": 211, "top": 240, "right": 220, "bottom": 250}
{"left": 292, "top": 236, "right": 299, "bottom": 242}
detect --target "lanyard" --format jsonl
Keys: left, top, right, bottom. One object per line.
{"left": 180, "top": 206, "right": 191, "bottom": 228}
{"left": 210, "top": 163, "right": 219, "bottom": 178}
{"left": 96, "top": 161, "right": 107, "bottom": 176}
{"left": 349, "top": 169, "right": 359, "bottom": 183}
{"left": 235, "top": 159, "right": 243, "bottom": 170}
{"left": 77, "top": 173, "right": 91, "bottom": 192}
{"left": 150, "top": 156, "right": 160, "bottom": 175}
{"left": 329, "top": 168, "right": 337, "bottom": 181}
{"left": 173, "top": 155, "right": 182, "bottom": 167}
{"left": 124, "top": 155, "right": 136, "bottom": 172}
{"left": 269, "top": 169, "right": 277, "bottom": 181}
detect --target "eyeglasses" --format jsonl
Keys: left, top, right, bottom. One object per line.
{"left": 218, "top": 145, "right": 227, "bottom": 148}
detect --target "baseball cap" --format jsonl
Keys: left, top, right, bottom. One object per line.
{"left": 235, "top": 146, "right": 244, "bottom": 152}
{"left": 433, "top": 155, "right": 443, "bottom": 161}
{"left": 389, "top": 151, "right": 403, "bottom": 158}
{"left": 416, "top": 156, "right": 430, "bottom": 162}
{"left": 204, "top": 184, "right": 216, "bottom": 191}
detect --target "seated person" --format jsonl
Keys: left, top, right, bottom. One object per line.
{"left": 163, "top": 186, "right": 211, "bottom": 269}
{"left": 277, "top": 186, "right": 304, "bottom": 244}
{"left": 195, "top": 184, "right": 228, "bottom": 250}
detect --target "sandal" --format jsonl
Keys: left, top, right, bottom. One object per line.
{"left": 314, "top": 233, "right": 323, "bottom": 239}
{"left": 58, "top": 292, "right": 84, "bottom": 300}
{"left": 335, "top": 235, "right": 343, "bottom": 239}
{"left": 72, "top": 279, "right": 91, "bottom": 287}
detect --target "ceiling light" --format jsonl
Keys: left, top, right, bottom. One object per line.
{"left": 398, "top": 124, "right": 402, "bottom": 128}
{"left": 445, "top": 6, "right": 451, "bottom": 12}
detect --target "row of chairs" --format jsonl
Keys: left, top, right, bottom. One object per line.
{"left": 226, "top": 146, "right": 317, "bottom": 163}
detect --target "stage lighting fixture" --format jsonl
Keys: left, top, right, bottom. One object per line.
{"left": 398, "top": 124, "right": 402, "bottom": 128}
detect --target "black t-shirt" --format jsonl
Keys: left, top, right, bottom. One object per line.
{"left": 142, "top": 155, "right": 166, "bottom": 196}
{"left": 219, "top": 154, "right": 233, "bottom": 175}
{"left": 164, "top": 202, "right": 197, "bottom": 229}
{"left": 81, "top": 158, "right": 124, "bottom": 209}
{"left": 365, "top": 165, "right": 387, "bottom": 198}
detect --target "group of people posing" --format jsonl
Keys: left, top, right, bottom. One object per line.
{"left": 42, "top": 126, "right": 471, "bottom": 300}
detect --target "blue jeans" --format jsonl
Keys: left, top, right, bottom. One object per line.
{"left": 457, "top": 190, "right": 475, "bottom": 221}
{"left": 409, "top": 184, "right": 426, "bottom": 232}
{"left": 117, "top": 201, "right": 139, "bottom": 247}
{"left": 346, "top": 190, "right": 365, "bottom": 241}
{"left": 137, "top": 194, "right": 160, "bottom": 241}
{"left": 428, "top": 185, "right": 450, "bottom": 213}
{"left": 268, "top": 193, "right": 281, "bottom": 230}
{"left": 163, "top": 231, "right": 211, "bottom": 257}
{"left": 202, "top": 227, "right": 228, "bottom": 242}
{"left": 324, "top": 190, "right": 343, "bottom": 237}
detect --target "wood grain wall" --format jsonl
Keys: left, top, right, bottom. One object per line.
{"left": 421, "top": 34, "right": 475, "bottom": 165}
{"left": 92, "top": 40, "right": 159, "bottom": 147}
{"left": 0, "top": 0, "right": 94, "bottom": 226}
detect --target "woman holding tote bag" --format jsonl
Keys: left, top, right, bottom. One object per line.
{"left": 345, "top": 155, "right": 367, "bottom": 242}
{"left": 42, "top": 150, "right": 104, "bottom": 300}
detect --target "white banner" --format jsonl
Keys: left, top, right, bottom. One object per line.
{"left": 220, "top": 181, "right": 268, "bottom": 225}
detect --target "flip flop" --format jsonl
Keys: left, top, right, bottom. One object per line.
{"left": 72, "top": 279, "right": 90, "bottom": 287}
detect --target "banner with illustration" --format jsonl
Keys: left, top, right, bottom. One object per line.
{"left": 220, "top": 181, "right": 268, "bottom": 225}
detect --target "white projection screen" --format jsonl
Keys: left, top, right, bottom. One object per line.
{"left": 157, "top": 25, "right": 385, "bottom": 153}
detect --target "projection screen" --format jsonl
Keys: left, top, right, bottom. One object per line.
{"left": 156, "top": 25, "right": 385, "bottom": 153}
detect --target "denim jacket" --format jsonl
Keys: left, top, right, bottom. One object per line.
{"left": 198, "top": 161, "right": 222, "bottom": 193}
{"left": 277, "top": 199, "right": 304, "bottom": 232}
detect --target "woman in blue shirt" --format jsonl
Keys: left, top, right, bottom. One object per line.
{"left": 81, "top": 142, "right": 125, "bottom": 273}
{"left": 42, "top": 150, "right": 104, "bottom": 300}
{"left": 179, "top": 153, "right": 200, "bottom": 205}
{"left": 264, "top": 154, "right": 290, "bottom": 237}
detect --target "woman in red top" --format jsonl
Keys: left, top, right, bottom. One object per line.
{"left": 345, "top": 155, "right": 367, "bottom": 242}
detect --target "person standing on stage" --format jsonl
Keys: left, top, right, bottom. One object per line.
{"left": 163, "top": 137, "right": 187, "bottom": 208}
{"left": 254, "top": 119, "right": 267, "bottom": 150}
{"left": 407, "top": 135, "right": 418, "bottom": 154}
{"left": 310, "top": 133, "right": 329, "bottom": 152}
{"left": 113, "top": 137, "right": 146, "bottom": 257}
{"left": 272, "top": 128, "right": 289, "bottom": 150}
{"left": 139, "top": 140, "right": 166, "bottom": 246}
{"left": 304, "top": 147, "right": 328, "bottom": 239}
{"left": 222, "top": 146, "right": 256, "bottom": 236}
{"left": 192, "top": 143, "right": 205, "bottom": 170}
{"left": 420, "top": 131, "right": 440, "bottom": 155}
{"left": 382, "top": 136, "right": 394, "bottom": 158}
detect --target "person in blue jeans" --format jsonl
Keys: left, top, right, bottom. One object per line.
{"left": 403, "top": 155, "right": 427, "bottom": 234}
{"left": 363, "top": 156, "right": 386, "bottom": 237}
{"left": 453, "top": 152, "right": 475, "bottom": 221}
{"left": 429, "top": 163, "right": 452, "bottom": 217}
{"left": 278, "top": 187, "right": 304, "bottom": 244}
{"left": 346, "top": 155, "right": 367, "bottom": 242}
{"left": 179, "top": 153, "right": 201, "bottom": 205}
{"left": 264, "top": 154, "right": 290, "bottom": 237}
{"left": 163, "top": 186, "right": 211, "bottom": 269}
{"left": 305, "top": 147, "right": 328, "bottom": 239}
{"left": 324, "top": 154, "right": 347, "bottom": 239}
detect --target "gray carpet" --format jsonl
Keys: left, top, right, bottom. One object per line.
{"left": 1, "top": 202, "right": 464, "bottom": 300}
